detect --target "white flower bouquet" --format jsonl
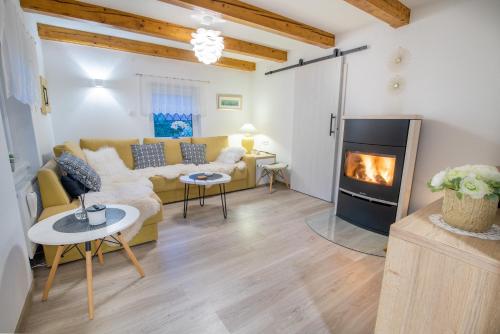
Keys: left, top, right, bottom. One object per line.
{"left": 428, "top": 165, "right": 499, "bottom": 232}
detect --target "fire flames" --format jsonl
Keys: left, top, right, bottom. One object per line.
{"left": 345, "top": 151, "right": 396, "bottom": 186}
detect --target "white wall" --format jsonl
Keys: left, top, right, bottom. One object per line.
{"left": 252, "top": 66, "right": 295, "bottom": 160}
{"left": 253, "top": 0, "right": 500, "bottom": 212}
{"left": 27, "top": 16, "right": 56, "bottom": 164}
{"left": 0, "top": 111, "right": 33, "bottom": 332}
{"left": 42, "top": 41, "right": 253, "bottom": 144}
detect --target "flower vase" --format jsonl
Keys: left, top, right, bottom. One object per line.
{"left": 442, "top": 188, "right": 498, "bottom": 232}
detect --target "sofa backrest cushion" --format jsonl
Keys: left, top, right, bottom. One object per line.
{"left": 80, "top": 138, "right": 139, "bottom": 169}
{"left": 191, "top": 136, "right": 228, "bottom": 162}
{"left": 53, "top": 141, "right": 87, "bottom": 161}
{"left": 143, "top": 137, "right": 191, "bottom": 165}
{"left": 38, "top": 159, "right": 71, "bottom": 208}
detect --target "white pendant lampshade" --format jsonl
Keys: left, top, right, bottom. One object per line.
{"left": 191, "top": 28, "right": 224, "bottom": 65}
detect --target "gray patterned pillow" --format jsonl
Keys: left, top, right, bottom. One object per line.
{"left": 131, "top": 143, "right": 166, "bottom": 169}
{"left": 57, "top": 152, "right": 101, "bottom": 191}
{"left": 180, "top": 142, "right": 207, "bottom": 165}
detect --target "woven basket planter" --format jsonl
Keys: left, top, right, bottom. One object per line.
{"left": 442, "top": 189, "right": 499, "bottom": 232}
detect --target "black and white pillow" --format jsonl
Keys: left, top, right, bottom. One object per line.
{"left": 57, "top": 152, "right": 101, "bottom": 191}
{"left": 131, "top": 143, "right": 166, "bottom": 169}
{"left": 180, "top": 142, "right": 207, "bottom": 165}
{"left": 61, "top": 174, "right": 89, "bottom": 198}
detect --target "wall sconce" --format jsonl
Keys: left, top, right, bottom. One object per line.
{"left": 388, "top": 47, "right": 411, "bottom": 71}
{"left": 388, "top": 75, "right": 404, "bottom": 94}
{"left": 93, "top": 79, "right": 104, "bottom": 88}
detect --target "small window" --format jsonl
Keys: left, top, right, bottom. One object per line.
{"left": 150, "top": 89, "right": 200, "bottom": 138}
{"left": 153, "top": 113, "right": 193, "bottom": 138}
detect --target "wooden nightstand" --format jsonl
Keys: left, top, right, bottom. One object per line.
{"left": 246, "top": 152, "right": 276, "bottom": 186}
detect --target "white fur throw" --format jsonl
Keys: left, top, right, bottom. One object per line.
{"left": 216, "top": 146, "right": 246, "bottom": 164}
{"left": 134, "top": 160, "right": 246, "bottom": 180}
{"left": 83, "top": 147, "right": 159, "bottom": 242}
{"left": 84, "top": 183, "right": 160, "bottom": 243}
{"left": 84, "top": 147, "right": 152, "bottom": 190}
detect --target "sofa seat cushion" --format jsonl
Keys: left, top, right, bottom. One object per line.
{"left": 38, "top": 199, "right": 81, "bottom": 222}
{"left": 80, "top": 138, "right": 139, "bottom": 169}
{"left": 150, "top": 175, "right": 184, "bottom": 193}
{"left": 192, "top": 136, "right": 228, "bottom": 162}
{"left": 231, "top": 165, "right": 248, "bottom": 181}
{"left": 143, "top": 138, "right": 191, "bottom": 165}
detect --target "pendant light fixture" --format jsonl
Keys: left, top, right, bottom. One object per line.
{"left": 190, "top": 15, "right": 224, "bottom": 65}
{"left": 191, "top": 28, "right": 224, "bottom": 65}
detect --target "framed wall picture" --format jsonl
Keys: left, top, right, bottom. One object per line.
{"left": 40, "top": 76, "right": 51, "bottom": 114}
{"left": 217, "top": 94, "right": 242, "bottom": 110}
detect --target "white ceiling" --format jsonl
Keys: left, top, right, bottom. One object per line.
{"left": 26, "top": 0, "right": 433, "bottom": 64}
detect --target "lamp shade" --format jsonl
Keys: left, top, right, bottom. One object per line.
{"left": 240, "top": 123, "right": 257, "bottom": 134}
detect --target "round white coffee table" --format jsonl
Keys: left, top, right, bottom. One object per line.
{"left": 28, "top": 204, "right": 144, "bottom": 320}
{"left": 179, "top": 172, "right": 231, "bottom": 219}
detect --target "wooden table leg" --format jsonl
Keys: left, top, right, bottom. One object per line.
{"left": 85, "top": 242, "right": 94, "bottom": 320}
{"left": 42, "top": 245, "right": 64, "bottom": 301}
{"left": 117, "top": 233, "right": 145, "bottom": 278}
{"left": 94, "top": 240, "right": 104, "bottom": 265}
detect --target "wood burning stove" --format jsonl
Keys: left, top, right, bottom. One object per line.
{"left": 335, "top": 116, "right": 422, "bottom": 235}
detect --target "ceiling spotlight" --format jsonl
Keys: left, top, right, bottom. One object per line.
{"left": 191, "top": 28, "right": 224, "bottom": 65}
{"left": 191, "top": 11, "right": 226, "bottom": 25}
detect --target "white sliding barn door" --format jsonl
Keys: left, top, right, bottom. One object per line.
{"left": 290, "top": 57, "right": 343, "bottom": 202}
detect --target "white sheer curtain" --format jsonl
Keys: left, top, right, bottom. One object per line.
{"left": 0, "top": 0, "right": 40, "bottom": 108}
{"left": 138, "top": 74, "right": 207, "bottom": 117}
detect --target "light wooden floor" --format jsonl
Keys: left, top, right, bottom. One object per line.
{"left": 19, "top": 185, "right": 385, "bottom": 334}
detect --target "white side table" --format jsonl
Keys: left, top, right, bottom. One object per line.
{"left": 28, "top": 204, "right": 144, "bottom": 320}
{"left": 179, "top": 172, "right": 231, "bottom": 219}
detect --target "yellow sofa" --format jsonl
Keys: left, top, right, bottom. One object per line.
{"left": 38, "top": 136, "right": 256, "bottom": 265}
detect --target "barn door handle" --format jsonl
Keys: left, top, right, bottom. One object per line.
{"left": 329, "top": 114, "right": 336, "bottom": 136}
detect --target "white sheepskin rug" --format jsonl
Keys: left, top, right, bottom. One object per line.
{"left": 84, "top": 147, "right": 160, "bottom": 242}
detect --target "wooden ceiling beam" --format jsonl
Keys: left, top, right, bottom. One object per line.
{"left": 37, "top": 24, "right": 256, "bottom": 72}
{"left": 160, "top": 0, "right": 335, "bottom": 48}
{"left": 21, "top": 0, "right": 287, "bottom": 62}
{"left": 344, "top": 0, "right": 410, "bottom": 28}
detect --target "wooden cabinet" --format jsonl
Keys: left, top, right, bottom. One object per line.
{"left": 375, "top": 199, "right": 500, "bottom": 334}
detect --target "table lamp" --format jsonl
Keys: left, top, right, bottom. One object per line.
{"left": 240, "top": 123, "right": 257, "bottom": 153}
